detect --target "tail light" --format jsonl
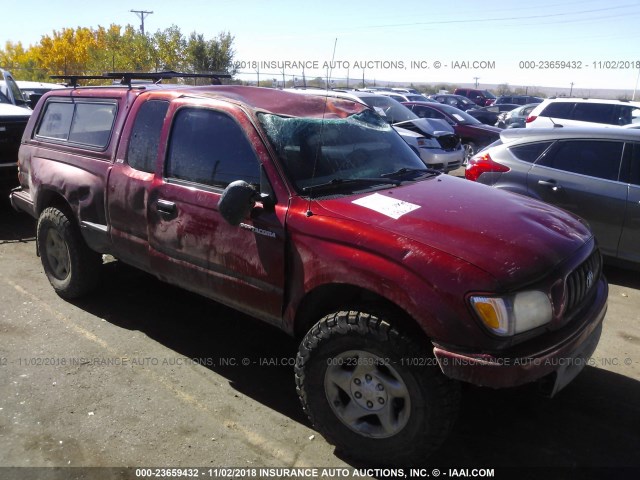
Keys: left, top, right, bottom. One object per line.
{"left": 526, "top": 115, "right": 537, "bottom": 123}
{"left": 465, "top": 152, "right": 509, "bottom": 182}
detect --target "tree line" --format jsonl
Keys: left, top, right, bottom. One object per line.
{"left": 0, "top": 24, "right": 236, "bottom": 82}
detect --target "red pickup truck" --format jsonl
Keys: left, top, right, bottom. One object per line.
{"left": 10, "top": 74, "right": 607, "bottom": 465}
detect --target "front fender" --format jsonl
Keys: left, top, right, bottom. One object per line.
{"left": 283, "top": 226, "right": 498, "bottom": 348}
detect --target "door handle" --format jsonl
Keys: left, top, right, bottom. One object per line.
{"left": 538, "top": 180, "right": 562, "bottom": 192}
{"left": 156, "top": 199, "right": 177, "bottom": 215}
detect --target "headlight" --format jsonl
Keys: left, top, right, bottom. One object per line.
{"left": 470, "top": 291, "right": 552, "bottom": 336}
{"left": 417, "top": 137, "right": 441, "bottom": 149}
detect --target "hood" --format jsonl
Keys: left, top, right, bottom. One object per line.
{"left": 392, "top": 125, "right": 422, "bottom": 139}
{"left": 394, "top": 118, "right": 455, "bottom": 137}
{"left": 0, "top": 103, "right": 32, "bottom": 117}
{"left": 468, "top": 123, "right": 502, "bottom": 134}
{"left": 316, "top": 175, "right": 592, "bottom": 288}
{"left": 420, "top": 118, "right": 455, "bottom": 134}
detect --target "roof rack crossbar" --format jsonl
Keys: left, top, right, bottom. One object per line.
{"left": 49, "top": 75, "right": 111, "bottom": 87}
{"left": 50, "top": 71, "right": 232, "bottom": 87}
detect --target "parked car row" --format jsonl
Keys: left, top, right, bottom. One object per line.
{"left": 426, "top": 94, "right": 538, "bottom": 129}
{"left": 494, "top": 95, "right": 543, "bottom": 105}
{"left": 1, "top": 70, "right": 65, "bottom": 109}
{"left": 402, "top": 101, "right": 501, "bottom": 161}
{"left": 427, "top": 93, "right": 478, "bottom": 111}
{"left": 496, "top": 104, "right": 540, "bottom": 129}
{"left": 373, "top": 90, "right": 433, "bottom": 103}
{"left": 453, "top": 87, "right": 496, "bottom": 106}
{"left": 16, "top": 80, "right": 66, "bottom": 108}
{"left": 464, "top": 104, "right": 521, "bottom": 126}
{"left": 526, "top": 97, "right": 640, "bottom": 128}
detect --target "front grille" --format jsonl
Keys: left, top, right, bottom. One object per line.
{"left": 0, "top": 118, "right": 29, "bottom": 163}
{"left": 446, "top": 160, "right": 462, "bottom": 171}
{"left": 436, "top": 134, "right": 460, "bottom": 151}
{"left": 566, "top": 250, "right": 602, "bottom": 314}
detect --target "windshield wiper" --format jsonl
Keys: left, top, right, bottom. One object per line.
{"left": 302, "top": 177, "right": 401, "bottom": 194}
{"left": 380, "top": 167, "right": 441, "bottom": 179}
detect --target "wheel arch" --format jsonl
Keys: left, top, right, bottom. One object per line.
{"left": 292, "top": 283, "right": 430, "bottom": 345}
{"left": 36, "top": 188, "right": 75, "bottom": 219}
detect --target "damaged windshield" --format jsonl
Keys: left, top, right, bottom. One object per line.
{"left": 258, "top": 109, "right": 429, "bottom": 195}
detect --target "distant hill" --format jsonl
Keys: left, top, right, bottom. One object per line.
{"left": 387, "top": 81, "right": 638, "bottom": 100}
{"left": 453, "top": 83, "right": 637, "bottom": 100}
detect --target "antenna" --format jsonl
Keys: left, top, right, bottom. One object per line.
{"left": 328, "top": 38, "right": 338, "bottom": 88}
{"left": 549, "top": 117, "right": 563, "bottom": 128}
{"left": 305, "top": 38, "right": 338, "bottom": 217}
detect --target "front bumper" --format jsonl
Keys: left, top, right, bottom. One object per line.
{"left": 433, "top": 276, "right": 607, "bottom": 393}
{"left": 9, "top": 186, "right": 36, "bottom": 217}
{"left": 418, "top": 147, "right": 464, "bottom": 172}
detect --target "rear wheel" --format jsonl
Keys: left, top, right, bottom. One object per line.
{"left": 295, "top": 310, "right": 460, "bottom": 465}
{"left": 37, "top": 207, "right": 102, "bottom": 298}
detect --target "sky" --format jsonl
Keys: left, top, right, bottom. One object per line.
{"left": 2, "top": 0, "right": 640, "bottom": 94}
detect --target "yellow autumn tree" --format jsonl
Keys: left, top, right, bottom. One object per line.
{"left": 0, "top": 41, "right": 44, "bottom": 80}
{"left": 1, "top": 24, "right": 236, "bottom": 82}
{"left": 34, "top": 27, "right": 97, "bottom": 76}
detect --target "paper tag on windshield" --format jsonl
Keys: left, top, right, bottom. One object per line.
{"left": 352, "top": 193, "right": 420, "bottom": 219}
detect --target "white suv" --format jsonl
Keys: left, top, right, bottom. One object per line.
{"left": 526, "top": 97, "right": 640, "bottom": 128}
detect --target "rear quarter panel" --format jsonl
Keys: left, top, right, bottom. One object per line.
{"left": 18, "top": 89, "right": 137, "bottom": 251}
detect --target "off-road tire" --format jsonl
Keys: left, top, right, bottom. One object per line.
{"left": 295, "top": 310, "right": 460, "bottom": 465}
{"left": 37, "top": 207, "right": 102, "bottom": 299}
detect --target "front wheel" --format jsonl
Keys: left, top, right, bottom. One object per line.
{"left": 295, "top": 311, "right": 460, "bottom": 465}
{"left": 37, "top": 207, "right": 102, "bottom": 299}
{"left": 462, "top": 141, "right": 477, "bottom": 164}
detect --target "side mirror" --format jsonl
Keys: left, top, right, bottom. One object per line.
{"left": 218, "top": 180, "right": 258, "bottom": 226}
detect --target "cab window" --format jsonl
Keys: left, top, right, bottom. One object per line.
{"left": 127, "top": 100, "right": 169, "bottom": 173}
{"left": 166, "top": 108, "right": 260, "bottom": 188}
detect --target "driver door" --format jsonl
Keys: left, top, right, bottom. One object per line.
{"left": 147, "top": 101, "right": 286, "bottom": 323}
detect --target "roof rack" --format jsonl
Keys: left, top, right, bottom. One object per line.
{"left": 50, "top": 71, "right": 232, "bottom": 88}
{"left": 49, "top": 75, "right": 111, "bottom": 87}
